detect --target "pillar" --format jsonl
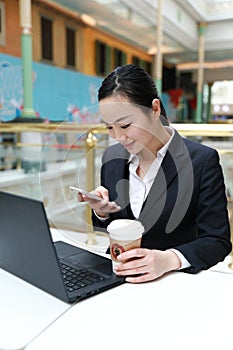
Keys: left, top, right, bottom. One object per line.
{"left": 207, "top": 82, "right": 213, "bottom": 122}
{"left": 19, "top": 0, "right": 36, "bottom": 118}
{"left": 85, "top": 132, "right": 97, "bottom": 245}
{"left": 195, "top": 22, "right": 206, "bottom": 123}
{"left": 153, "top": 0, "right": 163, "bottom": 95}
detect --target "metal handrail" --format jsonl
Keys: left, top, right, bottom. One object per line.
{"left": 1, "top": 122, "right": 233, "bottom": 136}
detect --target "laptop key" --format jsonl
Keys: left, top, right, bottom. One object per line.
{"left": 81, "top": 278, "right": 94, "bottom": 285}
{"left": 85, "top": 275, "right": 99, "bottom": 283}
{"left": 59, "top": 261, "right": 105, "bottom": 292}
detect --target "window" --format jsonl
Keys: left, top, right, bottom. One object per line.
{"left": 0, "top": 2, "right": 5, "bottom": 46}
{"left": 41, "top": 16, "right": 53, "bottom": 61}
{"left": 144, "top": 61, "right": 152, "bottom": 75}
{"left": 95, "top": 40, "right": 111, "bottom": 75}
{"left": 114, "top": 48, "right": 126, "bottom": 67}
{"left": 66, "top": 27, "right": 76, "bottom": 68}
{"left": 132, "top": 56, "right": 140, "bottom": 66}
{"left": 132, "top": 56, "right": 152, "bottom": 74}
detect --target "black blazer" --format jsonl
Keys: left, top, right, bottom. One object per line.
{"left": 92, "top": 129, "right": 232, "bottom": 273}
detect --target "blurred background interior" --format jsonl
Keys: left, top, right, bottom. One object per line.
{"left": 0, "top": 0, "right": 232, "bottom": 258}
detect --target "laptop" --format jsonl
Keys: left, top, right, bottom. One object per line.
{"left": 0, "top": 191, "right": 125, "bottom": 303}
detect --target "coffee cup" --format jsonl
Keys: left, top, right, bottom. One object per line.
{"left": 107, "top": 219, "right": 144, "bottom": 272}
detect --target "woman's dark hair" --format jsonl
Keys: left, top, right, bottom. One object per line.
{"left": 98, "top": 64, "right": 168, "bottom": 121}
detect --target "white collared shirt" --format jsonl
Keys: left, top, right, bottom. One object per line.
{"left": 129, "top": 126, "right": 174, "bottom": 218}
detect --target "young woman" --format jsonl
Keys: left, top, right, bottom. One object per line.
{"left": 78, "top": 64, "right": 231, "bottom": 283}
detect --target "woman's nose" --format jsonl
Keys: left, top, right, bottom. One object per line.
{"left": 115, "top": 129, "right": 126, "bottom": 141}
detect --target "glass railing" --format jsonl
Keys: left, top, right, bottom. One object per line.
{"left": 0, "top": 123, "right": 108, "bottom": 236}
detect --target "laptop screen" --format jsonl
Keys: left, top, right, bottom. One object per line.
{"left": 0, "top": 191, "right": 68, "bottom": 301}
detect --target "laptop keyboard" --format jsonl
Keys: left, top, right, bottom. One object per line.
{"left": 59, "top": 262, "right": 105, "bottom": 293}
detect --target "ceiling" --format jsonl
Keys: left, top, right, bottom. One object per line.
{"left": 51, "top": 0, "right": 233, "bottom": 69}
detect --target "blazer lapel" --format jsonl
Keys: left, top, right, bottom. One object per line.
{"left": 138, "top": 130, "right": 189, "bottom": 232}
{"left": 114, "top": 159, "right": 134, "bottom": 218}
{"left": 106, "top": 145, "right": 134, "bottom": 218}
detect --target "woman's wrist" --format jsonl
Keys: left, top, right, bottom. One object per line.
{"left": 94, "top": 210, "right": 109, "bottom": 219}
{"left": 96, "top": 211, "right": 107, "bottom": 218}
{"left": 165, "top": 249, "right": 182, "bottom": 271}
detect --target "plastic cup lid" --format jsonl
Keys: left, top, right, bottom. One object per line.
{"left": 107, "top": 219, "right": 144, "bottom": 240}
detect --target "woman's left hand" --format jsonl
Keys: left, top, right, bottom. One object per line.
{"left": 114, "top": 248, "right": 181, "bottom": 283}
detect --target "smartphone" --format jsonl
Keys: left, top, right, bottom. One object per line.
{"left": 69, "top": 186, "right": 103, "bottom": 201}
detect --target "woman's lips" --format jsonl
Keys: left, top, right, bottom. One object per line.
{"left": 122, "top": 141, "right": 134, "bottom": 149}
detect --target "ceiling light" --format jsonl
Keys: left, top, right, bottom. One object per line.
{"left": 213, "top": 105, "right": 220, "bottom": 112}
{"left": 80, "top": 14, "right": 96, "bottom": 26}
{"left": 222, "top": 105, "right": 230, "bottom": 112}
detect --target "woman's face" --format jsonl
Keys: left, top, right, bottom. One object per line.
{"left": 99, "top": 95, "right": 160, "bottom": 155}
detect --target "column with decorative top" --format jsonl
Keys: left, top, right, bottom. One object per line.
{"left": 19, "top": 0, "right": 36, "bottom": 118}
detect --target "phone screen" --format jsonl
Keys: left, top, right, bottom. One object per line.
{"left": 69, "top": 186, "right": 102, "bottom": 201}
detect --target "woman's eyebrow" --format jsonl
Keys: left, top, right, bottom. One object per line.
{"left": 102, "top": 115, "right": 133, "bottom": 124}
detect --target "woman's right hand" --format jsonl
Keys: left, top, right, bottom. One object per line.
{"left": 77, "top": 186, "right": 121, "bottom": 218}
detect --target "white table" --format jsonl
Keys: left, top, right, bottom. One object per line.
{"left": 25, "top": 270, "right": 233, "bottom": 350}
{"left": 0, "top": 268, "right": 70, "bottom": 350}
